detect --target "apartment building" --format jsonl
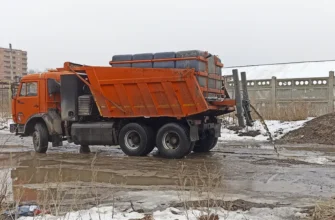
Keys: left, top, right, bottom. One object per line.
{"left": 0, "top": 47, "right": 27, "bottom": 81}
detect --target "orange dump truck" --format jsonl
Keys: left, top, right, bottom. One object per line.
{"left": 10, "top": 50, "right": 240, "bottom": 158}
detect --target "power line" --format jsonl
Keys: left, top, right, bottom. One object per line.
{"left": 225, "top": 59, "right": 335, "bottom": 68}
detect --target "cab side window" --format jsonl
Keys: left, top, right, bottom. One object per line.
{"left": 19, "top": 83, "right": 27, "bottom": 96}
{"left": 19, "top": 82, "right": 38, "bottom": 97}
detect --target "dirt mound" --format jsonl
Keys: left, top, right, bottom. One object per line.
{"left": 282, "top": 113, "right": 335, "bottom": 145}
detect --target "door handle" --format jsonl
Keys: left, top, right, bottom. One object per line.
{"left": 33, "top": 105, "right": 39, "bottom": 108}
{"left": 18, "top": 100, "right": 24, "bottom": 104}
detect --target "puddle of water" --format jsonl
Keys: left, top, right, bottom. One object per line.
{"left": 0, "top": 142, "right": 334, "bottom": 211}
{"left": 0, "top": 151, "right": 225, "bottom": 203}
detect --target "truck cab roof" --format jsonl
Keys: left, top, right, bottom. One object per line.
{"left": 21, "top": 70, "right": 84, "bottom": 82}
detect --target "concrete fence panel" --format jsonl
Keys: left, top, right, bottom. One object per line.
{"left": 225, "top": 71, "right": 335, "bottom": 119}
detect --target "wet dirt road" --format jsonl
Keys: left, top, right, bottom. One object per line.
{"left": 1, "top": 132, "right": 335, "bottom": 213}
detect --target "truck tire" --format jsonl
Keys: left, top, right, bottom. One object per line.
{"left": 119, "top": 123, "right": 154, "bottom": 156}
{"left": 140, "top": 125, "right": 155, "bottom": 156}
{"left": 79, "top": 145, "right": 91, "bottom": 154}
{"left": 32, "top": 123, "right": 49, "bottom": 153}
{"left": 155, "top": 123, "right": 192, "bottom": 159}
{"left": 186, "top": 142, "right": 196, "bottom": 155}
{"left": 193, "top": 134, "right": 218, "bottom": 153}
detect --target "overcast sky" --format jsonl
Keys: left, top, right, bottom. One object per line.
{"left": 1, "top": 0, "right": 334, "bottom": 70}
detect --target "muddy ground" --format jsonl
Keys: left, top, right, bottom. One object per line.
{"left": 0, "top": 132, "right": 335, "bottom": 217}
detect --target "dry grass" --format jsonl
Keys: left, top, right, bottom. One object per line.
{"left": 0, "top": 97, "right": 11, "bottom": 119}
{"left": 311, "top": 198, "right": 335, "bottom": 220}
{"left": 0, "top": 152, "right": 128, "bottom": 219}
{"left": 176, "top": 162, "right": 227, "bottom": 220}
{"left": 222, "top": 102, "right": 310, "bottom": 122}
{"left": 37, "top": 164, "right": 70, "bottom": 216}
{"left": 0, "top": 170, "right": 11, "bottom": 210}
{"left": 256, "top": 103, "right": 310, "bottom": 121}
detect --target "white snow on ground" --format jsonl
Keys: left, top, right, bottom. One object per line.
{"left": 222, "top": 60, "right": 335, "bottom": 79}
{"left": 0, "top": 117, "right": 10, "bottom": 132}
{"left": 18, "top": 206, "right": 306, "bottom": 220}
{"left": 299, "top": 156, "right": 331, "bottom": 165}
{"left": 220, "top": 118, "right": 313, "bottom": 142}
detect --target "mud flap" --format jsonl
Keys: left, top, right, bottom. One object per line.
{"left": 52, "top": 135, "right": 63, "bottom": 147}
{"left": 189, "top": 124, "right": 199, "bottom": 142}
{"left": 43, "top": 110, "right": 63, "bottom": 147}
{"left": 214, "top": 123, "right": 221, "bottom": 137}
{"left": 42, "top": 110, "right": 63, "bottom": 135}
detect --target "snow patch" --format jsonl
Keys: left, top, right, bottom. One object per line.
{"left": 220, "top": 118, "right": 312, "bottom": 142}
{"left": 300, "top": 156, "right": 330, "bottom": 165}
{"left": 0, "top": 117, "right": 13, "bottom": 134}
{"left": 18, "top": 206, "right": 306, "bottom": 220}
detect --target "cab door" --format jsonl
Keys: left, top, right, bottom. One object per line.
{"left": 15, "top": 81, "right": 40, "bottom": 125}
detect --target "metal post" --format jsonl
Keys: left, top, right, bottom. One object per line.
{"left": 271, "top": 76, "right": 277, "bottom": 116}
{"left": 240, "top": 72, "right": 249, "bottom": 101}
{"left": 9, "top": 44, "right": 14, "bottom": 81}
{"left": 329, "top": 71, "right": 334, "bottom": 113}
{"left": 8, "top": 81, "right": 11, "bottom": 116}
{"left": 1, "top": 83, "right": 3, "bottom": 118}
{"left": 232, "top": 69, "right": 245, "bottom": 127}
{"left": 240, "top": 72, "right": 253, "bottom": 126}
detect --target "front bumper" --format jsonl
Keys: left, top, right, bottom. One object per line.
{"left": 9, "top": 124, "right": 24, "bottom": 134}
{"left": 9, "top": 124, "right": 16, "bottom": 133}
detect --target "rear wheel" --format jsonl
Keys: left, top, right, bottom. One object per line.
{"left": 32, "top": 123, "right": 49, "bottom": 153}
{"left": 140, "top": 125, "right": 155, "bottom": 156}
{"left": 156, "top": 123, "right": 192, "bottom": 159}
{"left": 119, "top": 123, "right": 154, "bottom": 156}
{"left": 193, "top": 132, "right": 218, "bottom": 153}
{"left": 186, "top": 142, "right": 196, "bottom": 155}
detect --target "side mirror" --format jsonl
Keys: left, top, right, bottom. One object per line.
{"left": 47, "top": 79, "right": 60, "bottom": 95}
{"left": 11, "top": 83, "right": 18, "bottom": 99}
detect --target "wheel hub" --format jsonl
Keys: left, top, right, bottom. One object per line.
{"left": 124, "top": 130, "right": 141, "bottom": 149}
{"left": 162, "top": 132, "right": 180, "bottom": 150}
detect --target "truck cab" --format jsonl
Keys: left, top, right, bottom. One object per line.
{"left": 11, "top": 72, "right": 63, "bottom": 149}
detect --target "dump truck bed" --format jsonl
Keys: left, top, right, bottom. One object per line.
{"left": 60, "top": 63, "right": 235, "bottom": 119}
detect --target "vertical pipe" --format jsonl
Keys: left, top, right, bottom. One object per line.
{"left": 9, "top": 44, "right": 14, "bottom": 81}
{"left": 8, "top": 81, "right": 11, "bottom": 116}
{"left": 271, "top": 76, "right": 277, "bottom": 116}
{"left": 329, "top": 71, "right": 334, "bottom": 113}
{"left": 1, "top": 84, "right": 3, "bottom": 118}
{"left": 241, "top": 72, "right": 253, "bottom": 126}
{"left": 232, "top": 69, "right": 245, "bottom": 127}
{"left": 240, "top": 72, "right": 249, "bottom": 101}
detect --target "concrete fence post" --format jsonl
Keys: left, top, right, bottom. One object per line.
{"left": 328, "top": 71, "right": 334, "bottom": 113}
{"left": 232, "top": 69, "right": 245, "bottom": 127}
{"left": 271, "top": 76, "right": 277, "bottom": 115}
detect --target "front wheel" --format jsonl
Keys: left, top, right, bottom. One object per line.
{"left": 156, "top": 123, "right": 192, "bottom": 159}
{"left": 32, "top": 123, "right": 49, "bottom": 153}
{"left": 193, "top": 133, "right": 218, "bottom": 153}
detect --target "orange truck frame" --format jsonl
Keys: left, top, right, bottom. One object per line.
{"left": 10, "top": 52, "right": 240, "bottom": 159}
